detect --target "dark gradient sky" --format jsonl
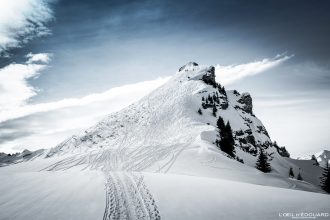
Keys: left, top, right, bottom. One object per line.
{"left": 1, "top": 0, "right": 329, "bottom": 101}
{"left": 0, "top": 0, "right": 329, "bottom": 155}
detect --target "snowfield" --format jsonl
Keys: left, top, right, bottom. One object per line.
{"left": 0, "top": 62, "right": 329, "bottom": 220}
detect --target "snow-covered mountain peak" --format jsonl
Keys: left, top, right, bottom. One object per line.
{"left": 316, "top": 150, "right": 330, "bottom": 167}
{"left": 39, "top": 62, "right": 291, "bottom": 173}
{"left": 176, "top": 62, "right": 216, "bottom": 83}
{"left": 178, "top": 61, "right": 199, "bottom": 72}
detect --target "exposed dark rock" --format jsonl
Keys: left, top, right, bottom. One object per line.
{"left": 246, "top": 135, "right": 256, "bottom": 146}
{"left": 244, "top": 129, "right": 252, "bottom": 135}
{"left": 178, "top": 62, "right": 199, "bottom": 72}
{"left": 238, "top": 93, "right": 253, "bottom": 114}
{"left": 233, "top": 90, "right": 240, "bottom": 96}
{"left": 273, "top": 142, "right": 290, "bottom": 157}
{"left": 202, "top": 66, "right": 217, "bottom": 88}
{"left": 235, "top": 130, "right": 244, "bottom": 136}
{"left": 220, "top": 102, "right": 229, "bottom": 109}
{"left": 256, "top": 125, "right": 270, "bottom": 138}
{"left": 238, "top": 138, "right": 247, "bottom": 144}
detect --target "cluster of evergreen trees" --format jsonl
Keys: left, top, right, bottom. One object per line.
{"left": 201, "top": 93, "right": 220, "bottom": 112}
{"left": 308, "top": 155, "right": 330, "bottom": 193}
{"left": 288, "top": 167, "right": 303, "bottom": 180}
{"left": 320, "top": 162, "right": 330, "bottom": 193}
{"left": 200, "top": 85, "right": 228, "bottom": 112}
{"left": 215, "top": 116, "right": 235, "bottom": 158}
{"left": 288, "top": 159, "right": 330, "bottom": 193}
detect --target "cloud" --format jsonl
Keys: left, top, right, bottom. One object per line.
{"left": 0, "top": 77, "right": 170, "bottom": 153}
{"left": 26, "top": 52, "right": 52, "bottom": 63}
{"left": 0, "top": 0, "right": 54, "bottom": 54}
{"left": 215, "top": 54, "right": 293, "bottom": 85}
{"left": 0, "top": 53, "right": 51, "bottom": 111}
{"left": 0, "top": 77, "right": 170, "bottom": 123}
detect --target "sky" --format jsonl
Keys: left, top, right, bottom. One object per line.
{"left": 0, "top": 0, "right": 329, "bottom": 157}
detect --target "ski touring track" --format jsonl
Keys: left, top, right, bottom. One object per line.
{"left": 103, "top": 172, "right": 161, "bottom": 220}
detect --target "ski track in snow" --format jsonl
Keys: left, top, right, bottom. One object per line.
{"left": 42, "top": 143, "right": 187, "bottom": 172}
{"left": 103, "top": 172, "right": 161, "bottom": 220}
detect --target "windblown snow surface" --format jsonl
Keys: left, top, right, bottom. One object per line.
{"left": 0, "top": 62, "right": 329, "bottom": 220}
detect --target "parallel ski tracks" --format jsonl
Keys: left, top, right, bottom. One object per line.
{"left": 103, "top": 172, "right": 161, "bottom": 220}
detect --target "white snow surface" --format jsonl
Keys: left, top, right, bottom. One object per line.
{"left": 1, "top": 62, "right": 329, "bottom": 220}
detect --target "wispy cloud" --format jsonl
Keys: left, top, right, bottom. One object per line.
{"left": 26, "top": 52, "right": 52, "bottom": 63}
{"left": 215, "top": 54, "right": 293, "bottom": 85}
{"left": 0, "top": 0, "right": 54, "bottom": 54}
{"left": 0, "top": 76, "right": 170, "bottom": 123}
{"left": 0, "top": 76, "right": 170, "bottom": 153}
{"left": 0, "top": 53, "right": 51, "bottom": 111}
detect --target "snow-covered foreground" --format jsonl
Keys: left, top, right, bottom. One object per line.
{"left": 1, "top": 154, "right": 329, "bottom": 220}
{"left": 145, "top": 173, "right": 330, "bottom": 220}
{"left": 0, "top": 168, "right": 105, "bottom": 220}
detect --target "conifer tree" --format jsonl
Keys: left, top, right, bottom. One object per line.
{"left": 256, "top": 150, "right": 271, "bottom": 173}
{"left": 198, "top": 108, "right": 202, "bottom": 115}
{"left": 225, "top": 122, "right": 235, "bottom": 147}
{"left": 320, "top": 162, "right": 330, "bottom": 193}
{"left": 219, "top": 122, "right": 235, "bottom": 158}
{"left": 216, "top": 117, "right": 235, "bottom": 157}
{"left": 289, "top": 167, "right": 294, "bottom": 178}
{"left": 216, "top": 116, "right": 225, "bottom": 131}
{"left": 212, "top": 105, "right": 217, "bottom": 117}
{"left": 208, "top": 95, "right": 212, "bottom": 103}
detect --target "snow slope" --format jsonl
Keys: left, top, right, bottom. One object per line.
{"left": 0, "top": 62, "right": 329, "bottom": 220}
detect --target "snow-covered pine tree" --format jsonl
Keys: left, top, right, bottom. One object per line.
{"left": 289, "top": 167, "right": 294, "bottom": 178}
{"left": 256, "top": 150, "right": 271, "bottom": 173}
{"left": 320, "top": 162, "right": 330, "bottom": 193}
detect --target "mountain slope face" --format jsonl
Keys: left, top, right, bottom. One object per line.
{"left": 36, "top": 62, "right": 321, "bottom": 190}
{"left": 45, "top": 62, "right": 273, "bottom": 169}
